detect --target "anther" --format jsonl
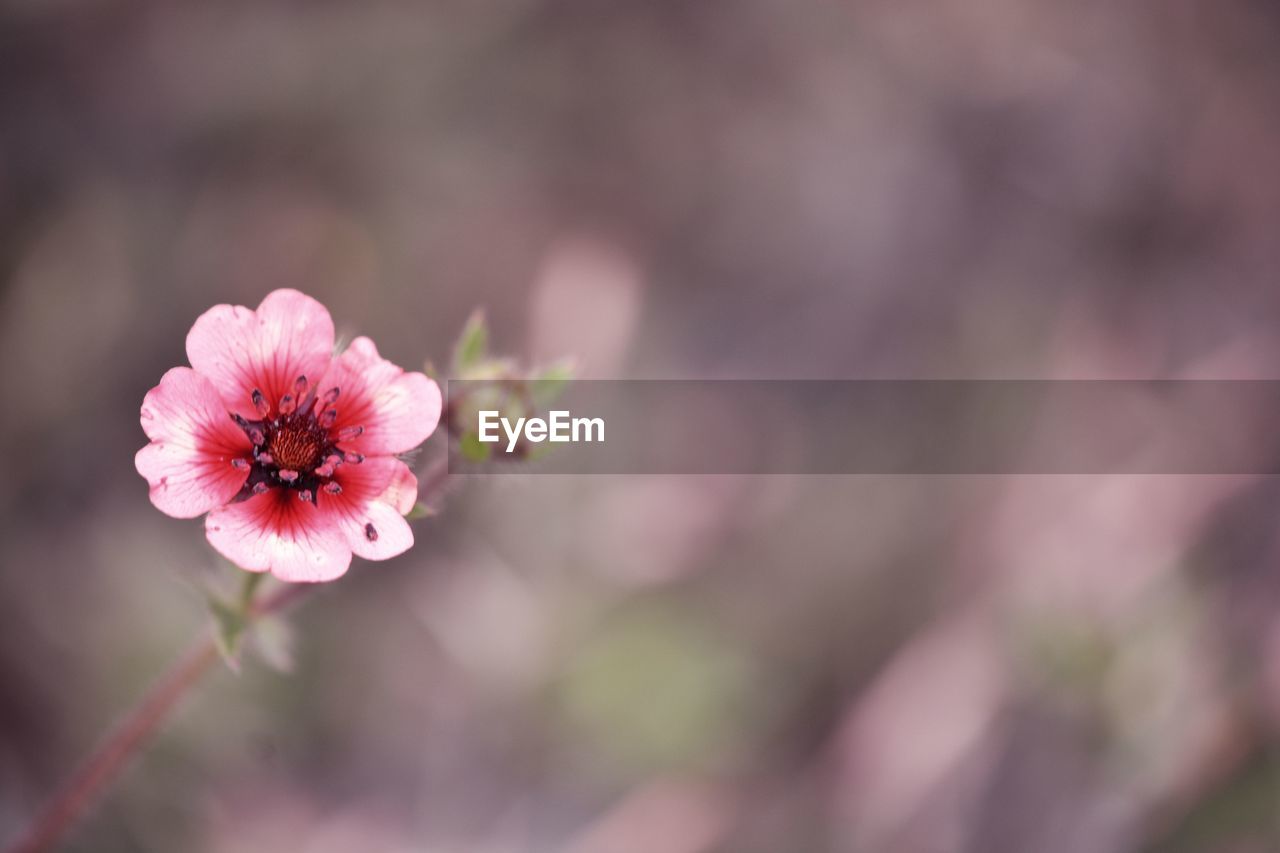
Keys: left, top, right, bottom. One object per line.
{"left": 256, "top": 451, "right": 274, "bottom": 465}
{"left": 252, "top": 482, "right": 270, "bottom": 495}
{"left": 344, "top": 452, "right": 365, "bottom": 464}
{"left": 337, "top": 425, "right": 364, "bottom": 441}
{"left": 231, "top": 458, "right": 249, "bottom": 470}
{"left": 294, "top": 375, "right": 309, "bottom": 396}
{"left": 323, "top": 482, "right": 343, "bottom": 495}
{"left": 298, "top": 489, "right": 313, "bottom": 503}
{"left": 314, "top": 462, "right": 336, "bottom": 478}
{"left": 277, "top": 469, "right": 299, "bottom": 483}
{"left": 251, "top": 389, "right": 270, "bottom": 417}
{"left": 231, "top": 413, "right": 265, "bottom": 445}
{"left": 322, "top": 386, "right": 340, "bottom": 404}
{"left": 278, "top": 394, "right": 296, "bottom": 415}
{"left": 364, "top": 523, "right": 378, "bottom": 542}
{"left": 319, "top": 409, "right": 338, "bottom": 428}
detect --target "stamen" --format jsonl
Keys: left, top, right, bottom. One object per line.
{"left": 314, "top": 453, "right": 344, "bottom": 477}
{"left": 232, "top": 414, "right": 265, "bottom": 445}
{"left": 251, "top": 389, "right": 270, "bottom": 417}
{"left": 364, "top": 523, "right": 378, "bottom": 542}
{"left": 225, "top": 376, "right": 363, "bottom": 498}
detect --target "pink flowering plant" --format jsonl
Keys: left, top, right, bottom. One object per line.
{"left": 136, "top": 289, "right": 438, "bottom": 582}
{"left": 12, "top": 291, "right": 566, "bottom": 853}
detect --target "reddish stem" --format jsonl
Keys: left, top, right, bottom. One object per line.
{"left": 9, "top": 639, "right": 219, "bottom": 853}
{"left": 9, "top": 455, "right": 452, "bottom": 852}
{"left": 7, "top": 579, "right": 313, "bottom": 853}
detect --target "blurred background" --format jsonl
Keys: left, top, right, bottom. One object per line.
{"left": 5, "top": 1, "right": 1280, "bottom": 851}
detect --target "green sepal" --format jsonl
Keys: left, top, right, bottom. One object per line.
{"left": 405, "top": 501, "right": 435, "bottom": 520}
{"left": 452, "top": 309, "right": 489, "bottom": 373}
{"left": 207, "top": 571, "right": 265, "bottom": 673}
{"left": 459, "top": 430, "right": 492, "bottom": 463}
{"left": 530, "top": 359, "right": 575, "bottom": 406}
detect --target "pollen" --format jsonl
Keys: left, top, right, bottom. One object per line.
{"left": 267, "top": 421, "right": 325, "bottom": 471}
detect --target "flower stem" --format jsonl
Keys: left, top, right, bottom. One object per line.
{"left": 6, "top": 578, "right": 314, "bottom": 853}
{"left": 10, "top": 457, "right": 457, "bottom": 852}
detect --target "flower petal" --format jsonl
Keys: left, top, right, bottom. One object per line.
{"left": 348, "top": 501, "right": 414, "bottom": 562}
{"left": 186, "top": 289, "right": 336, "bottom": 418}
{"left": 317, "top": 456, "right": 416, "bottom": 561}
{"left": 379, "top": 460, "right": 419, "bottom": 515}
{"left": 136, "top": 367, "right": 252, "bottom": 518}
{"left": 319, "top": 337, "right": 441, "bottom": 455}
{"left": 205, "top": 490, "right": 352, "bottom": 583}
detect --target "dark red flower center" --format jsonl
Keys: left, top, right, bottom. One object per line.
{"left": 228, "top": 375, "right": 365, "bottom": 505}
{"left": 267, "top": 418, "right": 326, "bottom": 471}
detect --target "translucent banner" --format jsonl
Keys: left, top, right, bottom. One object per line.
{"left": 446, "top": 380, "right": 1280, "bottom": 474}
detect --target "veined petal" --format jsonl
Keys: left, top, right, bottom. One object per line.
{"left": 186, "top": 289, "right": 335, "bottom": 418}
{"left": 347, "top": 501, "right": 414, "bottom": 562}
{"left": 136, "top": 367, "right": 251, "bottom": 518}
{"left": 319, "top": 337, "right": 441, "bottom": 455}
{"left": 317, "top": 456, "right": 416, "bottom": 561}
{"left": 379, "top": 460, "right": 419, "bottom": 515}
{"left": 205, "top": 490, "right": 352, "bottom": 583}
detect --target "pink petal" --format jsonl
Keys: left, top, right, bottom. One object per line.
{"left": 319, "top": 337, "right": 441, "bottom": 455}
{"left": 316, "top": 456, "right": 416, "bottom": 561}
{"left": 205, "top": 490, "right": 352, "bottom": 583}
{"left": 186, "top": 289, "right": 336, "bottom": 418}
{"left": 379, "top": 460, "right": 420, "bottom": 515}
{"left": 348, "top": 500, "right": 414, "bottom": 562}
{"left": 135, "top": 367, "right": 252, "bottom": 518}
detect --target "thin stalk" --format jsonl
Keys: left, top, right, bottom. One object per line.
{"left": 6, "top": 580, "right": 314, "bottom": 853}
{"left": 10, "top": 456, "right": 453, "bottom": 852}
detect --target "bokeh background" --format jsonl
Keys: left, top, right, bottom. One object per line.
{"left": 6, "top": 2, "right": 1280, "bottom": 851}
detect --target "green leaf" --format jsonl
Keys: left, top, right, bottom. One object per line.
{"left": 459, "top": 430, "right": 492, "bottom": 463}
{"left": 452, "top": 309, "right": 489, "bottom": 372}
{"left": 209, "top": 596, "right": 247, "bottom": 673}
{"left": 531, "top": 359, "right": 575, "bottom": 405}
{"left": 405, "top": 501, "right": 435, "bottom": 520}
{"left": 239, "top": 570, "right": 265, "bottom": 607}
{"left": 463, "top": 357, "right": 517, "bottom": 381}
{"left": 207, "top": 571, "right": 265, "bottom": 673}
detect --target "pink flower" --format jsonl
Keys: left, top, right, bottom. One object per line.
{"left": 135, "top": 289, "right": 441, "bottom": 582}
